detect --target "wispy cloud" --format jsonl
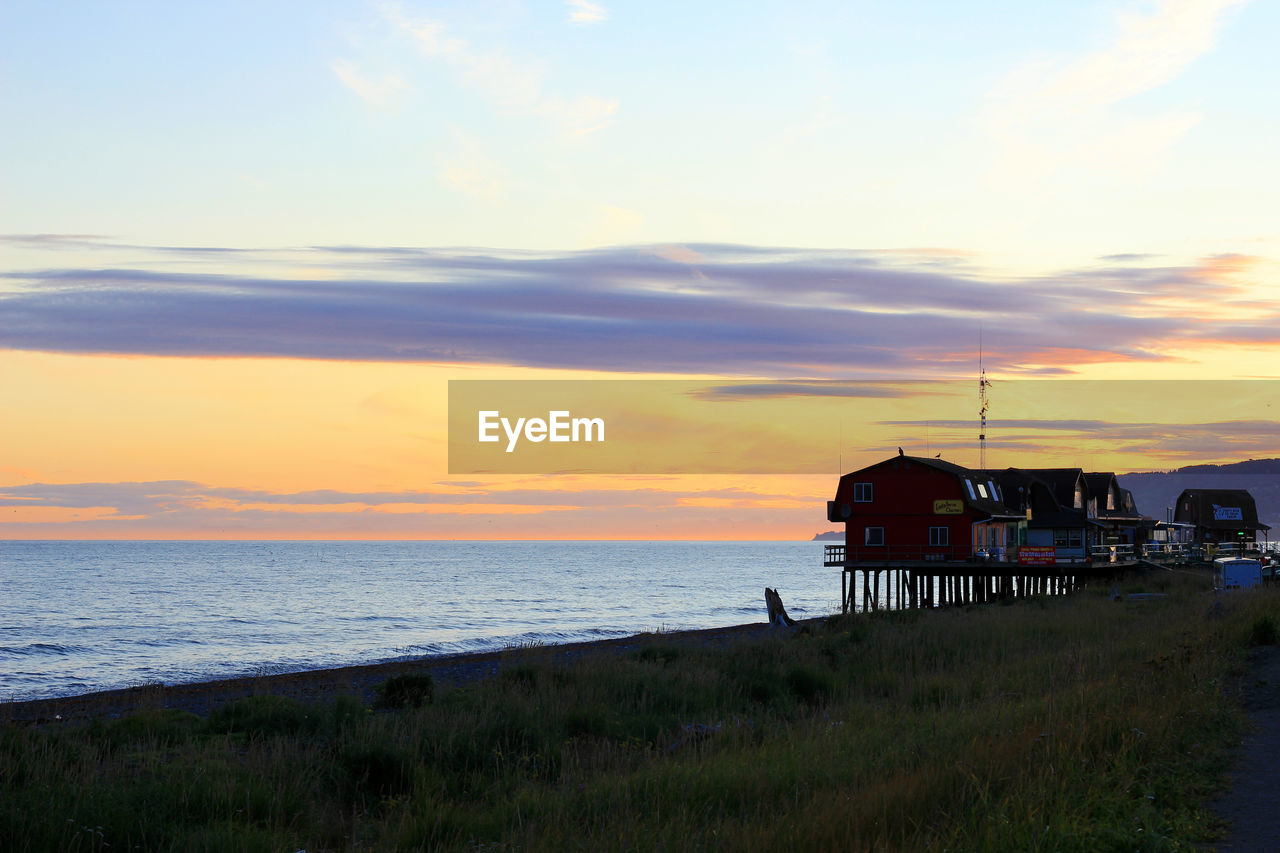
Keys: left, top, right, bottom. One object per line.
{"left": 0, "top": 480, "right": 823, "bottom": 537}
{"left": 983, "top": 0, "right": 1250, "bottom": 184}
{"left": 2, "top": 241, "right": 1277, "bottom": 376}
{"left": 381, "top": 2, "right": 617, "bottom": 134}
{"left": 436, "top": 128, "right": 505, "bottom": 201}
{"left": 879, "top": 418, "right": 1280, "bottom": 463}
{"left": 566, "top": 0, "right": 607, "bottom": 25}
{"left": 330, "top": 59, "right": 408, "bottom": 108}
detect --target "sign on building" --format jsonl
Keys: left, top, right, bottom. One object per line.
{"left": 1018, "top": 546, "right": 1057, "bottom": 566}
{"left": 1212, "top": 505, "right": 1243, "bottom": 521}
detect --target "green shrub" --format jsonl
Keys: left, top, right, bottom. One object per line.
{"left": 205, "top": 694, "right": 316, "bottom": 737}
{"left": 1247, "top": 615, "right": 1279, "bottom": 646}
{"left": 635, "top": 645, "right": 683, "bottom": 665}
{"left": 99, "top": 708, "right": 203, "bottom": 747}
{"left": 786, "top": 666, "right": 834, "bottom": 706}
{"left": 374, "top": 674, "right": 435, "bottom": 710}
{"left": 341, "top": 743, "right": 415, "bottom": 797}
{"left": 498, "top": 664, "right": 539, "bottom": 691}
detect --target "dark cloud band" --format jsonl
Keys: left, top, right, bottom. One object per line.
{"left": 1, "top": 242, "right": 1270, "bottom": 375}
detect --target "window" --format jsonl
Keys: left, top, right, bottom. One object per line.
{"left": 1107, "top": 491, "right": 1115, "bottom": 511}
{"left": 929, "top": 526, "right": 949, "bottom": 546}
{"left": 1074, "top": 486, "right": 1083, "bottom": 509}
{"left": 988, "top": 480, "right": 1000, "bottom": 502}
{"left": 964, "top": 479, "right": 977, "bottom": 499}
{"left": 865, "top": 526, "right": 884, "bottom": 546}
{"left": 853, "top": 482, "right": 873, "bottom": 502}
{"left": 1053, "top": 529, "right": 1083, "bottom": 548}
{"left": 976, "top": 482, "right": 989, "bottom": 499}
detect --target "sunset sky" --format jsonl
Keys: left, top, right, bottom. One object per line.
{"left": 3, "top": 0, "right": 1278, "bottom": 539}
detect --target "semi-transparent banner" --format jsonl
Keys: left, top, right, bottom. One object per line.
{"left": 447, "top": 379, "right": 1280, "bottom": 474}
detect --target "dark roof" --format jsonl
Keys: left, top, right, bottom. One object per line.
{"left": 982, "top": 468, "right": 1064, "bottom": 516}
{"left": 1019, "top": 468, "right": 1087, "bottom": 509}
{"left": 841, "top": 455, "right": 1021, "bottom": 519}
{"left": 1083, "top": 472, "right": 1116, "bottom": 498}
{"left": 1025, "top": 509, "right": 1090, "bottom": 529}
{"left": 1120, "top": 488, "right": 1138, "bottom": 514}
{"left": 1174, "top": 489, "right": 1271, "bottom": 531}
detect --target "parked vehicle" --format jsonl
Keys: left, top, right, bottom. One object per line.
{"left": 1214, "top": 556, "right": 1263, "bottom": 590}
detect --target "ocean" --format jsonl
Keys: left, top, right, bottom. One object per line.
{"left": 0, "top": 540, "right": 840, "bottom": 702}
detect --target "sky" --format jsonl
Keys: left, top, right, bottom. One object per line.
{"left": 2, "top": 0, "right": 1278, "bottom": 539}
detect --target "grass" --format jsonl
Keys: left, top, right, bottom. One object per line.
{"left": 2, "top": 569, "right": 1275, "bottom": 851}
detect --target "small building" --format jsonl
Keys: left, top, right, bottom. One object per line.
{"left": 827, "top": 454, "right": 1025, "bottom": 562}
{"left": 1083, "top": 472, "right": 1150, "bottom": 546}
{"left": 1174, "top": 489, "right": 1271, "bottom": 546}
{"left": 1015, "top": 468, "right": 1093, "bottom": 562}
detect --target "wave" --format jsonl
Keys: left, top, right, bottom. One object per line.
{"left": 0, "top": 642, "right": 85, "bottom": 658}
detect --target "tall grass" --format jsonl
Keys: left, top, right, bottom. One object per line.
{"left": 2, "top": 570, "right": 1273, "bottom": 851}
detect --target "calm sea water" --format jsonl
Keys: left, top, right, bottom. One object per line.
{"left": 0, "top": 541, "right": 840, "bottom": 702}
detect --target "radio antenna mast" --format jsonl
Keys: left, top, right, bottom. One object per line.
{"left": 978, "top": 327, "right": 990, "bottom": 470}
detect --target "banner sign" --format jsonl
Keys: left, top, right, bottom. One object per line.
{"left": 1212, "top": 505, "right": 1243, "bottom": 521}
{"left": 1018, "top": 546, "right": 1057, "bottom": 566}
{"left": 933, "top": 499, "right": 964, "bottom": 514}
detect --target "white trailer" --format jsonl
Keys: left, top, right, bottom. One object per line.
{"left": 1214, "top": 556, "right": 1263, "bottom": 590}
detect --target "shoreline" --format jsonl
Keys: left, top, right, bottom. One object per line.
{"left": 0, "top": 618, "right": 804, "bottom": 725}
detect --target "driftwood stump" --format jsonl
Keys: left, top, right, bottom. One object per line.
{"left": 765, "top": 587, "right": 796, "bottom": 627}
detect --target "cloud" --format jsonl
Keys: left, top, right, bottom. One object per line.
{"left": 566, "top": 0, "right": 607, "bottom": 24}
{"left": 437, "top": 129, "right": 505, "bottom": 201}
{"left": 690, "top": 383, "right": 919, "bottom": 401}
{"left": 879, "top": 417, "right": 1280, "bottom": 464}
{"left": 330, "top": 59, "right": 408, "bottom": 108}
{"left": 0, "top": 480, "right": 825, "bottom": 536}
{"left": 2, "top": 242, "right": 1278, "bottom": 376}
{"left": 381, "top": 3, "right": 617, "bottom": 134}
{"left": 983, "top": 0, "right": 1250, "bottom": 184}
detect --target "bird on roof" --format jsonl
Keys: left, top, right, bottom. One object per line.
{"left": 898, "top": 447, "right": 904, "bottom": 456}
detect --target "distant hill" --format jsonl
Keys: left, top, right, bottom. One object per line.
{"left": 1118, "top": 458, "right": 1280, "bottom": 531}
{"left": 812, "top": 530, "right": 844, "bottom": 541}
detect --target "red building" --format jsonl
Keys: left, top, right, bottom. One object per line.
{"left": 827, "top": 453, "right": 1025, "bottom": 562}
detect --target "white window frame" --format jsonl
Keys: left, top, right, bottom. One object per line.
{"left": 976, "top": 482, "right": 989, "bottom": 499}
{"left": 853, "top": 482, "right": 873, "bottom": 503}
{"left": 865, "top": 526, "right": 884, "bottom": 546}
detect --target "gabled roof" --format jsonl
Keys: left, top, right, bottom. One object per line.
{"left": 1083, "top": 472, "right": 1146, "bottom": 521}
{"left": 982, "top": 468, "right": 1063, "bottom": 516}
{"left": 1019, "top": 468, "right": 1087, "bottom": 509}
{"left": 840, "top": 455, "right": 1021, "bottom": 519}
{"left": 1174, "top": 489, "right": 1271, "bottom": 531}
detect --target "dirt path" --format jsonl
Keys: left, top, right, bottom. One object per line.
{"left": 1208, "top": 644, "right": 1280, "bottom": 851}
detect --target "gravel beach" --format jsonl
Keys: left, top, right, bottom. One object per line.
{"left": 0, "top": 619, "right": 796, "bottom": 726}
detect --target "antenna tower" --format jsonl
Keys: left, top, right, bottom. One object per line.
{"left": 978, "top": 330, "right": 990, "bottom": 470}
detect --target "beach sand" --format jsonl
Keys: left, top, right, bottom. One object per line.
{"left": 1, "top": 620, "right": 801, "bottom": 725}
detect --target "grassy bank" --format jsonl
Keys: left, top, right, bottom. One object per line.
{"left": 3, "top": 570, "right": 1277, "bottom": 851}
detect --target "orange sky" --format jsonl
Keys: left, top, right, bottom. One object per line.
{"left": 4, "top": 345, "right": 1278, "bottom": 539}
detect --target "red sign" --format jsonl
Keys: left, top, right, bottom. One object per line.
{"left": 1018, "top": 546, "right": 1057, "bottom": 566}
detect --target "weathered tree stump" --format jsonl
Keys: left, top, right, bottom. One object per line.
{"left": 765, "top": 587, "right": 796, "bottom": 627}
